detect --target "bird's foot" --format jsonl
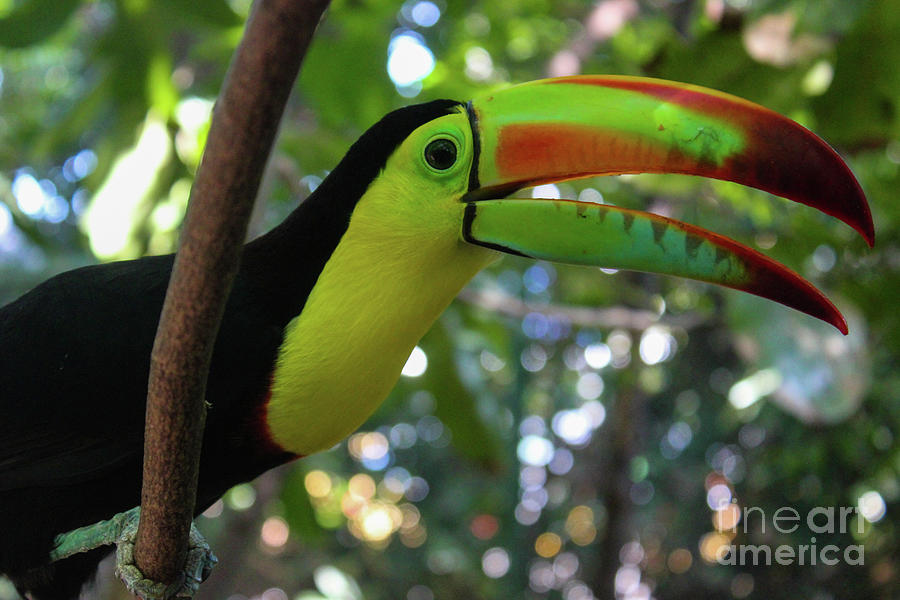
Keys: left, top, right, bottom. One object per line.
{"left": 51, "top": 507, "right": 217, "bottom": 599}
{"left": 115, "top": 515, "right": 218, "bottom": 599}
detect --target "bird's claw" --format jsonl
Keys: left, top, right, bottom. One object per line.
{"left": 181, "top": 525, "right": 219, "bottom": 595}
{"left": 114, "top": 512, "right": 218, "bottom": 599}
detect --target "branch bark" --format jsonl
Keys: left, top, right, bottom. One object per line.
{"left": 134, "top": 0, "right": 330, "bottom": 587}
{"left": 457, "top": 287, "right": 706, "bottom": 331}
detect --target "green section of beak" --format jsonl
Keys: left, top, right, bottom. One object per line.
{"left": 462, "top": 199, "right": 847, "bottom": 334}
{"left": 474, "top": 80, "right": 745, "bottom": 175}
{"left": 468, "top": 76, "right": 873, "bottom": 245}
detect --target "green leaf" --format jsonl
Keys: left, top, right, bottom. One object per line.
{"left": 297, "top": 7, "right": 398, "bottom": 131}
{"left": 157, "top": 0, "right": 242, "bottom": 28}
{"left": 281, "top": 467, "right": 326, "bottom": 544}
{"left": 0, "top": 0, "right": 80, "bottom": 48}
{"left": 812, "top": 0, "right": 900, "bottom": 146}
{"left": 421, "top": 318, "right": 504, "bottom": 472}
{"left": 655, "top": 29, "right": 806, "bottom": 114}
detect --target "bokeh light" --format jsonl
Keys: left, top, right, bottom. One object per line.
{"left": 515, "top": 502, "right": 541, "bottom": 526}
{"left": 416, "top": 415, "right": 444, "bottom": 444}
{"left": 358, "top": 503, "right": 401, "bottom": 542}
{"left": 614, "top": 564, "right": 641, "bottom": 596}
{"left": 482, "top": 547, "right": 510, "bottom": 578}
{"left": 667, "top": 548, "right": 693, "bottom": 574}
{"left": 12, "top": 172, "right": 49, "bottom": 217}
{"left": 62, "top": 149, "right": 98, "bottom": 182}
{"left": 629, "top": 480, "right": 654, "bottom": 505}
{"left": 728, "top": 368, "right": 782, "bottom": 410}
{"left": 706, "top": 483, "right": 732, "bottom": 511}
{"left": 607, "top": 330, "right": 632, "bottom": 368}
{"left": 348, "top": 473, "right": 376, "bottom": 500}
{"left": 699, "top": 532, "right": 732, "bottom": 563}
{"left": 552, "top": 409, "right": 592, "bottom": 446}
{"left": 387, "top": 32, "right": 435, "bottom": 90}
{"left": 520, "top": 465, "right": 547, "bottom": 490}
{"left": 470, "top": 514, "right": 500, "bottom": 540}
{"left": 313, "top": 565, "right": 362, "bottom": 600}
{"left": 407, "top": 1, "right": 440, "bottom": 27}
{"left": 480, "top": 349, "right": 505, "bottom": 372}
{"left": 812, "top": 244, "right": 837, "bottom": 272}
{"left": 0, "top": 203, "right": 13, "bottom": 239}
{"left": 83, "top": 114, "right": 171, "bottom": 259}
{"left": 531, "top": 183, "right": 561, "bottom": 200}
{"left": 260, "top": 588, "right": 287, "bottom": 600}
{"left": 407, "top": 584, "right": 434, "bottom": 600}
{"left": 731, "top": 573, "right": 755, "bottom": 599}
{"left": 713, "top": 503, "right": 742, "bottom": 532}
{"left": 858, "top": 490, "right": 886, "bottom": 523}
{"left": 401, "top": 346, "right": 428, "bottom": 377}
{"left": 661, "top": 421, "right": 693, "bottom": 459}
{"left": 383, "top": 466, "right": 411, "bottom": 497}
{"left": 521, "top": 344, "right": 548, "bottom": 372}
{"left": 518, "top": 435, "right": 555, "bottom": 467}
{"left": 11, "top": 172, "right": 70, "bottom": 224}
{"left": 553, "top": 552, "right": 579, "bottom": 582}
{"left": 529, "top": 560, "right": 555, "bottom": 593}
{"left": 260, "top": 516, "right": 289, "bottom": 549}
{"left": 638, "top": 326, "right": 675, "bottom": 365}
{"left": 566, "top": 506, "right": 597, "bottom": 546}
{"left": 305, "top": 470, "right": 332, "bottom": 498}
{"left": 389, "top": 423, "right": 418, "bottom": 448}
{"left": 464, "top": 47, "right": 493, "bottom": 81}
{"left": 548, "top": 448, "right": 575, "bottom": 476}
{"left": 524, "top": 265, "right": 552, "bottom": 294}
{"left": 535, "top": 532, "right": 563, "bottom": 558}
{"left": 576, "top": 372, "right": 604, "bottom": 400}
{"left": 405, "top": 476, "right": 429, "bottom": 502}
{"left": 584, "top": 343, "right": 612, "bottom": 369}
{"left": 226, "top": 483, "right": 256, "bottom": 511}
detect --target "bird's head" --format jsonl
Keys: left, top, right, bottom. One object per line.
{"left": 321, "top": 76, "right": 873, "bottom": 333}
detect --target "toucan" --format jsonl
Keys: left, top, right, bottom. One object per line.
{"left": 0, "top": 76, "right": 873, "bottom": 599}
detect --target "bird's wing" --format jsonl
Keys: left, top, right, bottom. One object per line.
{"left": 0, "top": 256, "right": 172, "bottom": 491}
{"left": 0, "top": 252, "right": 291, "bottom": 492}
{"left": 0, "top": 430, "right": 138, "bottom": 491}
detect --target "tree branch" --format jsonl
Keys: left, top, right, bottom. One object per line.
{"left": 457, "top": 287, "right": 706, "bottom": 331}
{"left": 134, "top": 0, "right": 330, "bottom": 587}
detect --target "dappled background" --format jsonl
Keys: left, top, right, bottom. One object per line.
{"left": 0, "top": 0, "right": 897, "bottom": 599}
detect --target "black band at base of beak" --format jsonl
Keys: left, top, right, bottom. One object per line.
{"left": 465, "top": 101, "right": 481, "bottom": 193}
{"left": 462, "top": 202, "right": 530, "bottom": 258}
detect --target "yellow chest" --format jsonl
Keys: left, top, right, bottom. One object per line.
{"left": 264, "top": 222, "right": 493, "bottom": 456}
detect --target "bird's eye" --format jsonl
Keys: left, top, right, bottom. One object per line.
{"left": 424, "top": 138, "right": 458, "bottom": 171}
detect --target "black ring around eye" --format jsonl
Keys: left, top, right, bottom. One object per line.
{"left": 424, "top": 138, "right": 458, "bottom": 171}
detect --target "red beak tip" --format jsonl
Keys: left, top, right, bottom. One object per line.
{"left": 826, "top": 309, "right": 849, "bottom": 335}
{"left": 836, "top": 318, "right": 849, "bottom": 336}
{"left": 864, "top": 227, "right": 876, "bottom": 248}
{"left": 853, "top": 210, "right": 876, "bottom": 247}
{"left": 850, "top": 191, "right": 875, "bottom": 247}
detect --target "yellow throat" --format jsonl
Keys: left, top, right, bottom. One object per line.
{"left": 264, "top": 165, "right": 495, "bottom": 456}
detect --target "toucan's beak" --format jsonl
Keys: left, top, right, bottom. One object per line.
{"left": 461, "top": 76, "right": 874, "bottom": 334}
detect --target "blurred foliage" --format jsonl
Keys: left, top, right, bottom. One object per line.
{"left": 1, "top": 0, "right": 898, "bottom": 599}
